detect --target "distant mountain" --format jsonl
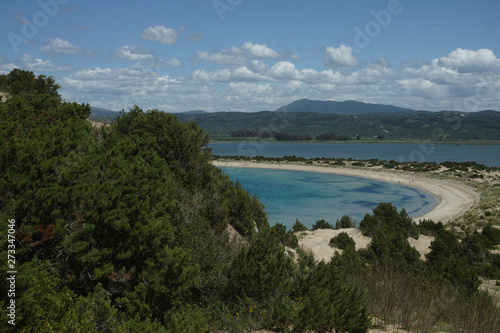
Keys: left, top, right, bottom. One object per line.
{"left": 90, "top": 107, "right": 121, "bottom": 120}
{"left": 175, "top": 108, "right": 500, "bottom": 141}
{"left": 180, "top": 110, "right": 208, "bottom": 115}
{"left": 274, "top": 99, "right": 417, "bottom": 115}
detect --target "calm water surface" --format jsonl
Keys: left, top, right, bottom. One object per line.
{"left": 210, "top": 142, "right": 500, "bottom": 167}
{"left": 214, "top": 142, "right": 497, "bottom": 228}
{"left": 221, "top": 167, "right": 439, "bottom": 229}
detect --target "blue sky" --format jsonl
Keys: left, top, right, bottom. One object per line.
{"left": 1, "top": 0, "right": 499, "bottom": 112}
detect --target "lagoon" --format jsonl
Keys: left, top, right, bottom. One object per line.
{"left": 210, "top": 142, "right": 500, "bottom": 167}
{"left": 220, "top": 166, "right": 439, "bottom": 230}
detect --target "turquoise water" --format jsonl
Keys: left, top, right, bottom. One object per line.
{"left": 221, "top": 167, "right": 439, "bottom": 230}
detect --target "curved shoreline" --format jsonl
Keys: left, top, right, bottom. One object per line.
{"left": 212, "top": 160, "right": 480, "bottom": 223}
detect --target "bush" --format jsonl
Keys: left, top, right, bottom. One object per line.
{"left": 482, "top": 224, "right": 500, "bottom": 246}
{"left": 292, "top": 219, "right": 308, "bottom": 232}
{"left": 359, "top": 203, "right": 414, "bottom": 238}
{"left": 312, "top": 219, "right": 333, "bottom": 230}
{"left": 228, "top": 229, "right": 295, "bottom": 302}
{"left": 297, "top": 262, "right": 370, "bottom": 333}
{"left": 166, "top": 304, "right": 211, "bottom": 333}
{"left": 418, "top": 219, "right": 444, "bottom": 237}
{"left": 329, "top": 232, "right": 356, "bottom": 251}
{"left": 432, "top": 257, "right": 481, "bottom": 296}
{"left": 426, "top": 228, "right": 459, "bottom": 263}
{"left": 335, "top": 215, "right": 355, "bottom": 229}
{"left": 271, "top": 223, "right": 299, "bottom": 248}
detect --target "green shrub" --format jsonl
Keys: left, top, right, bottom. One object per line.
{"left": 297, "top": 262, "right": 370, "bottom": 333}
{"left": 312, "top": 219, "right": 333, "bottom": 230}
{"left": 482, "top": 224, "right": 500, "bottom": 246}
{"left": 335, "top": 215, "right": 355, "bottom": 229}
{"left": 418, "top": 219, "right": 444, "bottom": 236}
{"left": 359, "top": 203, "right": 414, "bottom": 237}
{"left": 270, "top": 223, "right": 299, "bottom": 248}
{"left": 228, "top": 229, "right": 295, "bottom": 302}
{"left": 166, "top": 304, "right": 210, "bottom": 333}
{"left": 426, "top": 228, "right": 459, "bottom": 263}
{"left": 292, "top": 219, "right": 309, "bottom": 232}
{"left": 329, "top": 232, "right": 356, "bottom": 251}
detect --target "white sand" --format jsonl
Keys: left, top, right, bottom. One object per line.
{"left": 295, "top": 228, "right": 371, "bottom": 262}
{"left": 212, "top": 160, "right": 480, "bottom": 223}
{"left": 294, "top": 228, "right": 435, "bottom": 262}
{"left": 213, "top": 160, "right": 480, "bottom": 263}
{"left": 213, "top": 161, "right": 479, "bottom": 262}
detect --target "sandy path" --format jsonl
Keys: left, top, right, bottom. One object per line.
{"left": 212, "top": 160, "right": 480, "bottom": 223}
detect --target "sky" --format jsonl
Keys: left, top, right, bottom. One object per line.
{"left": 1, "top": 0, "right": 499, "bottom": 113}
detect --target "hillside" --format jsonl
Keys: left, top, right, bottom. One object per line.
{"left": 176, "top": 109, "right": 500, "bottom": 141}
{"left": 89, "top": 107, "right": 121, "bottom": 120}
{"left": 90, "top": 100, "right": 500, "bottom": 142}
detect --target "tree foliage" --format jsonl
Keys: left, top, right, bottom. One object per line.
{"left": 0, "top": 70, "right": 270, "bottom": 331}
{"left": 312, "top": 219, "right": 333, "bottom": 230}
{"left": 330, "top": 232, "right": 356, "bottom": 251}
{"left": 297, "top": 261, "right": 371, "bottom": 333}
{"left": 2, "top": 70, "right": 495, "bottom": 332}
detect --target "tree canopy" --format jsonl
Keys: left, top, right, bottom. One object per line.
{"left": 2, "top": 70, "right": 498, "bottom": 332}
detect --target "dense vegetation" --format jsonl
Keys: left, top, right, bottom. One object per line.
{"left": 91, "top": 99, "right": 500, "bottom": 142}
{"left": 2, "top": 70, "right": 499, "bottom": 332}
{"left": 0, "top": 70, "right": 370, "bottom": 332}
{"left": 230, "top": 130, "right": 351, "bottom": 142}
{"left": 174, "top": 109, "right": 500, "bottom": 141}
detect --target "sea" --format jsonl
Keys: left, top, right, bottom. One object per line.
{"left": 211, "top": 142, "right": 500, "bottom": 229}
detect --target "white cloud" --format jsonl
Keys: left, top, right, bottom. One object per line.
{"left": 192, "top": 68, "right": 232, "bottom": 82}
{"left": 114, "top": 45, "right": 181, "bottom": 68}
{"left": 437, "top": 48, "right": 500, "bottom": 73}
{"left": 141, "top": 26, "right": 182, "bottom": 45}
{"left": 398, "top": 78, "right": 449, "bottom": 99}
{"left": 52, "top": 47, "right": 500, "bottom": 113}
{"left": 231, "top": 67, "right": 267, "bottom": 81}
{"left": 194, "top": 42, "right": 283, "bottom": 66}
{"left": 241, "top": 42, "right": 279, "bottom": 59}
{"left": 249, "top": 60, "right": 268, "bottom": 72}
{"left": 195, "top": 51, "right": 246, "bottom": 66}
{"left": 269, "top": 61, "right": 300, "bottom": 80}
{"left": 115, "top": 45, "right": 155, "bottom": 61}
{"left": 154, "top": 58, "right": 181, "bottom": 68}
{"left": 324, "top": 45, "right": 358, "bottom": 68}
{"left": 22, "top": 54, "right": 72, "bottom": 72}
{"left": 40, "top": 38, "right": 97, "bottom": 57}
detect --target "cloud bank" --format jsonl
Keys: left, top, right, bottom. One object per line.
{"left": 11, "top": 43, "right": 500, "bottom": 113}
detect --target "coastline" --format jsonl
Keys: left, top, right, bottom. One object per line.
{"left": 212, "top": 160, "right": 480, "bottom": 223}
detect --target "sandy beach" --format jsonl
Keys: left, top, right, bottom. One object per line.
{"left": 214, "top": 160, "right": 481, "bottom": 264}
{"left": 213, "top": 160, "right": 480, "bottom": 223}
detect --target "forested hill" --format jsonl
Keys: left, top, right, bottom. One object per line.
{"left": 89, "top": 100, "right": 500, "bottom": 141}
{"left": 175, "top": 109, "right": 500, "bottom": 141}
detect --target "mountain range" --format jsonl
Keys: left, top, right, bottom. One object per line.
{"left": 90, "top": 99, "right": 500, "bottom": 141}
